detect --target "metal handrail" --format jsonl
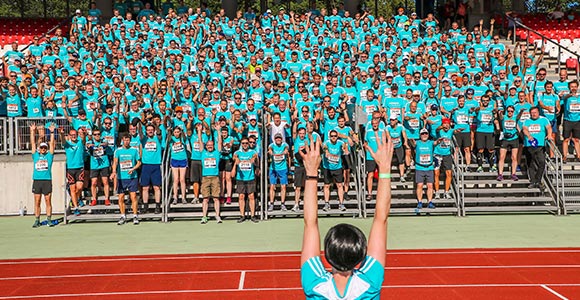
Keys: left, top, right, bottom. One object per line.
{"left": 161, "top": 133, "right": 172, "bottom": 223}
{"left": 260, "top": 112, "right": 268, "bottom": 220}
{"left": 452, "top": 136, "right": 465, "bottom": 216}
{"left": 544, "top": 138, "right": 565, "bottom": 215}
{"left": 505, "top": 13, "right": 580, "bottom": 78}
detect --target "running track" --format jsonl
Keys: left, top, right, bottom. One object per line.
{"left": 1, "top": 248, "right": 580, "bottom": 299}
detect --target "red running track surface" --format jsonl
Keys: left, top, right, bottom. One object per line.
{"left": 0, "top": 248, "right": 579, "bottom": 299}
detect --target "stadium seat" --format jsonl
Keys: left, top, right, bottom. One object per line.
{"left": 566, "top": 58, "right": 578, "bottom": 70}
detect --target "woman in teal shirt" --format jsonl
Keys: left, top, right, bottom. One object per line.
{"left": 168, "top": 126, "right": 188, "bottom": 204}
{"left": 30, "top": 123, "right": 56, "bottom": 228}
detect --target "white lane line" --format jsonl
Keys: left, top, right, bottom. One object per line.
{"left": 541, "top": 284, "right": 569, "bottom": 300}
{"left": 1, "top": 249, "right": 579, "bottom": 265}
{"left": 2, "top": 284, "right": 580, "bottom": 299}
{"left": 238, "top": 271, "right": 246, "bottom": 290}
{"left": 2, "top": 264, "right": 580, "bottom": 281}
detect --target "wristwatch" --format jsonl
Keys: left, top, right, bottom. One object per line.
{"left": 306, "top": 175, "right": 318, "bottom": 180}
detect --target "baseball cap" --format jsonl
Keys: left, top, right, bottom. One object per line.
{"left": 389, "top": 113, "right": 398, "bottom": 120}
{"left": 412, "top": 90, "right": 421, "bottom": 96}
{"left": 430, "top": 104, "right": 439, "bottom": 111}
{"left": 274, "top": 133, "right": 283, "bottom": 139}
{"left": 75, "top": 9, "right": 81, "bottom": 14}
{"left": 39, "top": 142, "right": 48, "bottom": 148}
{"left": 175, "top": 106, "right": 183, "bottom": 112}
{"left": 442, "top": 118, "right": 451, "bottom": 124}
{"left": 420, "top": 128, "right": 429, "bottom": 135}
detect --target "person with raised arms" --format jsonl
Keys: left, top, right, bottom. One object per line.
{"left": 301, "top": 130, "right": 393, "bottom": 299}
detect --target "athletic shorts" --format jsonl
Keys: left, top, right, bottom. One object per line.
{"left": 269, "top": 169, "right": 288, "bottom": 185}
{"left": 342, "top": 154, "right": 354, "bottom": 170}
{"left": 236, "top": 180, "right": 256, "bottom": 194}
{"left": 454, "top": 132, "right": 471, "bottom": 149}
{"left": 323, "top": 168, "right": 344, "bottom": 184}
{"left": 475, "top": 132, "right": 495, "bottom": 150}
{"left": 189, "top": 160, "right": 202, "bottom": 183}
{"left": 501, "top": 139, "right": 520, "bottom": 149}
{"left": 394, "top": 146, "right": 405, "bottom": 165}
{"left": 219, "top": 159, "right": 233, "bottom": 172}
{"left": 171, "top": 159, "right": 188, "bottom": 168}
{"left": 415, "top": 170, "right": 434, "bottom": 184}
{"left": 32, "top": 180, "right": 52, "bottom": 195}
{"left": 141, "top": 164, "right": 162, "bottom": 186}
{"left": 117, "top": 178, "right": 139, "bottom": 194}
{"left": 434, "top": 155, "right": 453, "bottom": 171}
{"left": 294, "top": 166, "right": 306, "bottom": 188}
{"left": 90, "top": 167, "right": 110, "bottom": 179}
{"left": 550, "top": 119, "right": 558, "bottom": 134}
{"left": 366, "top": 159, "right": 377, "bottom": 173}
{"left": 201, "top": 176, "right": 220, "bottom": 198}
{"left": 563, "top": 120, "right": 580, "bottom": 139}
{"left": 66, "top": 168, "right": 84, "bottom": 184}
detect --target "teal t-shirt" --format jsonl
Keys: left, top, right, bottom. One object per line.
{"left": 269, "top": 142, "right": 289, "bottom": 171}
{"left": 64, "top": 139, "right": 85, "bottom": 169}
{"left": 141, "top": 135, "right": 163, "bottom": 164}
{"left": 114, "top": 147, "right": 140, "bottom": 180}
{"left": 235, "top": 149, "right": 256, "bottom": 181}
{"left": 323, "top": 139, "right": 345, "bottom": 171}
{"left": 415, "top": 139, "right": 434, "bottom": 171}
{"left": 32, "top": 152, "right": 53, "bottom": 180}
{"left": 523, "top": 117, "right": 550, "bottom": 147}
{"left": 201, "top": 149, "right": 221, "bottom": 176}
{"left": 169, "top": 136, "right": 188, "bottom": 161}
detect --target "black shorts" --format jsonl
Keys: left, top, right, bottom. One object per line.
{"left": 66, "top": 168, "right": 84, "bottom": 184}
{"left": 323, "top": 168, "right": 344, "bottom": 184}
{"left": 366, "top": 159, "right": 377, "bottom": 173}
{"left": 189, "top": 160, "right": 202, "bottom": 183}
{"left": 563, "top": 120, "right": 580, "bottom": 139}
{"left": 415, "top": 170, "right": 434, "bottom": 184}
{"left": 236, "top": 180, "right": 256, "bottom": 194}
{"left": 219, "top": 159, "right": 233, "bottom": 172}
{"left": 90, "top": 167, "right": 110, "bottom": 179}
{"left": 394, "top": 147, "right": 405, "bottom": 165}
{"left": 501, "top": 139, "right": 520, "bottom": 149}
{"left": 475, "top": 132, "right": 495, "bottom": 150}
{"left": 454, "top": 132, "right": 471, "bottom": 149}
{"left": 32, "top": 180, "right": 52, "bottom": 195}
{"left": 341, "top": 154, "right": 353, "bottom": 170}
{"left": 434, "top": 155, "right": 453, "bottom": 171}
{"left": 294, "top": 166, "right": 306, "bottom": 188}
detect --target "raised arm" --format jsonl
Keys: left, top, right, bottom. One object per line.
{"left": 48, "top": 124, "right": 56, "bottom": 154}
{"left": 30, "top": 123, "right": 37, "bottom": 153}
{"left": 364, "top": 130, "right": 394, "bottom": 266}
{"left": 300, "top": 136, "right": 322, "bottom": 265}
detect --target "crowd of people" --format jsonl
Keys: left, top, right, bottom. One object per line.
{"left": 1, "top": 2, "right": 573, "bottom": 228}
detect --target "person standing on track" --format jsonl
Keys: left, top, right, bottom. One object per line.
{"left": 111, "top": 134, "right": 142, "bottom": 225}
{"left": 30, "top": 123, "right": 56, "bottom": 228}
{"left": 300, "top": 131, "right": 393, "bottom": 299}
{"left": 60, "top": 127, "right": 87, "bottom": 216}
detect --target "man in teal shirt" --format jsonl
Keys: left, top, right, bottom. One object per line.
{"left": 522, "top": 107, "right": 552, "bottom": 190}
{"left": 111, "top": 134, "right": 142, "bottom": 225}
{"left": 30, "top": 123, "right": 56, "bottom": 228}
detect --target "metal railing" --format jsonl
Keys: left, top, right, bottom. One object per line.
{"left": 260, "top": 113, "right": 268, "bottom": 220}
{"left": 452, "top": 136, "right": 466, "bottom": 217}
{"left": 161, "top": 136, "right": 172, "bottom": 223}
{"left": 0, "top": 118, "right": 7, "bottom": 155}
{"left": 544, "top": 139, "right": 565, "bottom": 215}
{"left": 13, "top": 117, "right": 73, "bottom": 154}
{"left": 506, "top": 13, "right": 580, "bottom": 78}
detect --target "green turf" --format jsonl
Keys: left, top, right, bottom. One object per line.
{"left": 2, "top": 214, "right": 580, "bottom": 259}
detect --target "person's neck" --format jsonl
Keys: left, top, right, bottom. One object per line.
{"left": 332, "top": 270, "right": 352, "bottom": 295}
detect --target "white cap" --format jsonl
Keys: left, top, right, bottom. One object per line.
{"left": 412, "top": 90, "right": 421, "bottom": 96}
{"left": 75, "top": 9, "right": 81, "bottom": 14}
{"left": 389, "top": 113, "right": 398, "bottom": 120}
{"left": 39, "top": 142, "right": 48, "bottom": 148}
{"left": 386, "top": 72, "right": 393, "bottom": 77}
{"left": 266, "top": 9, "right": 272, "bottom": 14}
{"left": 420, "top": 128, "right": 429, "bottom": 134}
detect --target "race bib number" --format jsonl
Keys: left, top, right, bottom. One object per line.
{"left": 440, "top": 138, "right": 451, "bottom": 148}
{"left": 239, "top": 161, "right": 252, "bottom": 171}
{"left": 145, "top": 141, "right": 157, "bottom": 152}
{"left": 327, "top": 153, "right": 340, "bottom": 164}
{"left": 182, "top": 105, "right": 191, "bottom": 113}
{"left": 172, "top": 142, "right": 184, "bottom": 153}
{"left": 391, "top": 137, "right": 400, "bottom": 145}
{"left": 570, "top": 103, "right": 580, "bottom": 113}
{"left": 359, "top": 91, "right": 368, "bottom": 101}
{"left": 365, "top": 105, "right": 375, "bottom": 114}
{"left": 33, "top": 108, "right": 40, "bottom": 114}
{"left": 7, "top": 104, "right": 18, "bottom": 113}
{"left": 35, "top": 159, "right": 48, "bottom": 171}
{"left": 252, "top": 93, "right": 262, "bottom": 101}
{"left": 420, "top": 154, "right": 431, "bottom": 164}
{"left": 248, "top": 130, "right": 258, "bottom": 137}
{"left": 457, "top": 114, "right": 468, "bottom": 124}
{"left": 481, "top": 113, "right": 492, "bottom": 123}
{"left": 193, "top": 142, "right": 201, "bottom": 152}
{"left": 528, "top": 124, "right": 541, "bottom": 133}
{"left": 120, "top": 160, "right": 133, "bottom": 171}
{"left": 273, "top": 154, "right": 285, "bottom": 163}
{"left": 94, "top": 147, "right": 104, "bottom": 157}
{"left": 408, "top": 119, "right": 420, "bottom": 128}
{"left": 204, "top": 158, "right": 217, "bottom": 169}
{"left": 504, "top": 120, "right": 516, "bottom": 130}
{"left": 104, "top": 135, "right": 114, "bottom": 146}
{"left": 521, "top": 112, "right": 530, "bottom": 120}
{"left": 390, "top": 108, "right": 401, "bottom": 116}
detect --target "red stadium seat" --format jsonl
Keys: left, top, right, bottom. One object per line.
{"left": 567, "top": 58, "right": 578, "bottom": 70}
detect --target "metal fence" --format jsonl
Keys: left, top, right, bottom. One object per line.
{"left": 0, "top": 118, "right": 7, "bottom": 155}
{"left": 13, "top": 117, "right": 72, "bottom": 154}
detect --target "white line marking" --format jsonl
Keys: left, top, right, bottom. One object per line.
{"left": 238, "top": 271, "right": 245, "bottom": 290}
{"left": 1, "top": 249, "right": 579, "bottom": 265}
{"left": 541, "top": 284, "right": 569, "bottom": 300}
{"left": 2, "top": 284, "right": 580, "bottom": 299}
{"left": 1, "top": 264, "right": 580, "bottom": 281}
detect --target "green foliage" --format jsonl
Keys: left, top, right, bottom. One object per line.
{"left": 0, "top": 0, "right": 87, "bottom": 18}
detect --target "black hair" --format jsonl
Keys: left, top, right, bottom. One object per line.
{"left": 324, "top": 223, "right": 367, "bottom": 272}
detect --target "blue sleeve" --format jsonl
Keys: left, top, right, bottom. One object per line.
{"left": 301, "top": 256, "right": 328, "bottom": 297}
{"left": 356, "top": 256, "right": 385, "bottom": 290}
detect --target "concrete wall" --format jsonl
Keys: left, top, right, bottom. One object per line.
{"left": 0, "top": 155, "right": 66, "bottom": 215}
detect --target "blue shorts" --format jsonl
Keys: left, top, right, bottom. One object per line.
{"left": 269, "top": 169, "right": 288, "bottom": 185}
{"left": 550, "top": 119, "right": 558, "bottom": 134}
{"left": 140, "top": 164, "right": 162, "bottom": 187}
{"left": 171, "top": 159, "right": 188, "bottom": 168}
{"left": 117, "top": 178, "right": 139, "bottom": 194}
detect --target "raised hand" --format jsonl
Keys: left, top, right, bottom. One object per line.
{"left": 365, "top": 130, "right": 394, "bottom": 172}
{"left": 299, "top": 135, "right": 321, "bottom": 176}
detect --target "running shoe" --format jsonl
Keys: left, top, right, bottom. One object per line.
{"left": 268, "top": 203, "right": 274, "bottom": 211}
{"left": 490, "top": 165, "right": 498, "bottom": 172}
{"left": 78, "top": 200, "right": 85, "bottom": 207}
{"left": 237, "top": 217, "right": 246, "bottom": 223}
{"left": 250, "top": 216, "right": 259, "bottom": 223}
{"left": 226, "top": 197, "right": 232, "bottom": 205}
{"left": 476, "top": 166, "right": 484, "bottom": 173}
{"left": 511, "top": 174, "right": 519, "bottom": 181}
{"left": 428, "top": 202, "right": 436, "bottom": 209}
{"left": 281, "top": 205, "right": 287, "bottom": 211}
{"left": 292, "top": 204, "right": 300, "bottom": 212}
{"left": 74, "top": 208, "right": 80, "bottom": 216}
{"left": 339, "top": 204, "right": 346, "bottom": 211}
{"left": 216, "top": 217, "right": 223, "bottom": 224}
{"left": 47, "top": 219, "right": 55, "bottom": 227}
{"left": 414, "top": 202, "right": 423, "bottom": 215}
{"left": 104, "top": 199, "right": 111, "bottom": 206}
{"left": 32, "top": 220, "right": 41, "bottom": 228}
{"left": 323, "top": 202, "right": 331, "bottom": 211}
{"left": 90, "top": 199, "right": 97, "bottom": 206}
{"left": 117, "top": 216, "right": 126, "bottom": 225}
{"left": 444, "top": 192, "right": 451, "bottom": 199}
{"left": 434, "top": 192, "right": 441, "bottom": 199}
{"left": 497, "top": 174, "right": 504, "bottom": 181}
{"left": 154, "top": 204, "right": 161, "bottom": 214}
{"left": 133, "top": 216, "right": 140, "bottom": 225}
{"left": 201, "top": 216, "right": 208, "bottom": 224}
